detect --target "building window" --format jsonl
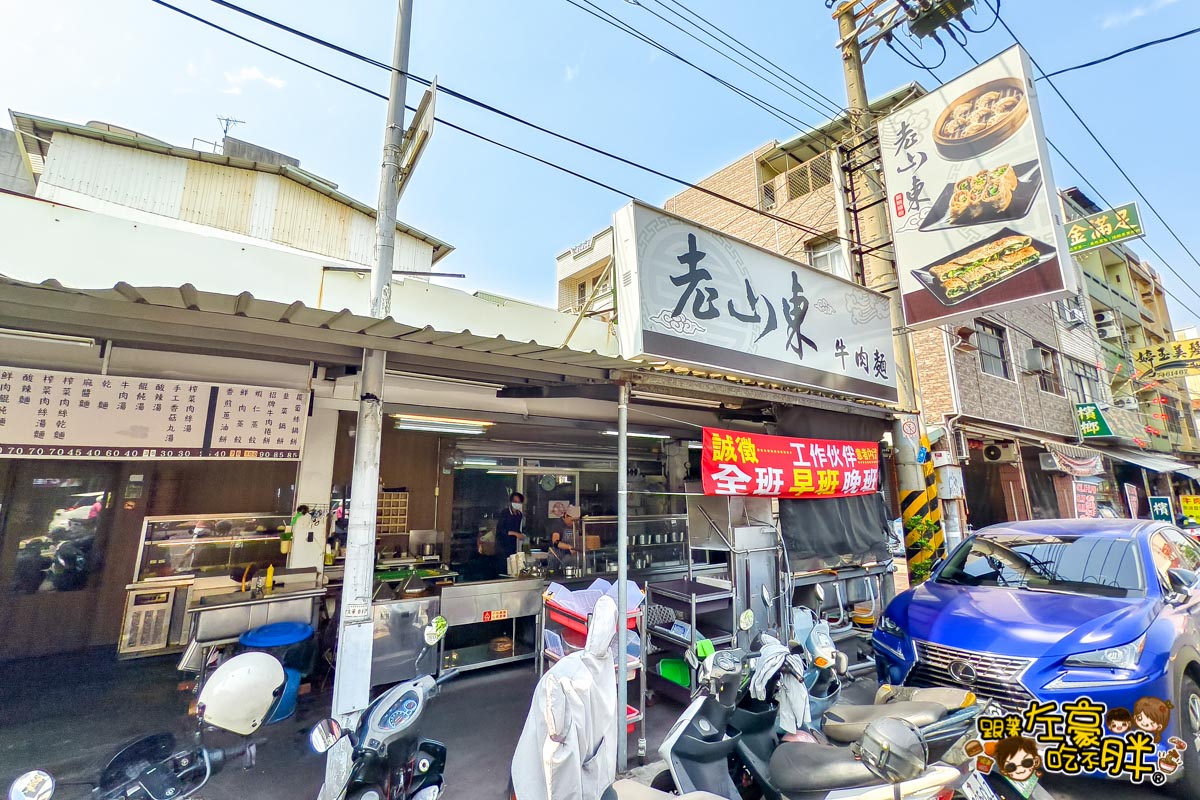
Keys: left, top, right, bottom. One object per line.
{"left": 760, "top": 182, "right": 776, "bottom": 210}
{"left": 975, "top": 319, "right": 1011, "bottom": 379}
{"left": 1033, "top": 342, "right": 1064, "bottom": 395}
{"left": 1064, "top": 356, "right": 1101, "bottom": 405}
{"left": 807, "top": 238, "right": 848, "bottom": 279}
{"left": 577, "top": 281, "right": 587, "bottom": 306}
{"left": 1165, "top": 400, "right": 1184, "bottom": 437}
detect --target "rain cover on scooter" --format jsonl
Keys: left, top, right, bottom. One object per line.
{"left": 512, "top": 595, "right": 618, "bottom": 800}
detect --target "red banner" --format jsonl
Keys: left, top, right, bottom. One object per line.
{"left": 701, "top": 427, "right": 880, "bottom": 499}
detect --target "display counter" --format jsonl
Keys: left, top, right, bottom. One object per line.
{"left": 371, "top": 595, "right": 441, "bottom": 686}
{"left": 578, "top": 515, "right": 689, "bottom": 576}
{"left": 438, "top": 577, "right": 543, "bottom": 672}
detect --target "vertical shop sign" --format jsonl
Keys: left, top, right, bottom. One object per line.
{"left": 1073, "top": 481, "right": 1098, "bottom": 519}
{"left": 1180, "top": 495, "right": 1200, "bottom": 521}
{"left": 1149, "top": 496, "right": 1174, "bottom": 522}
{"left": 1124, "top": 483, "right": 1141, "bottom": 519}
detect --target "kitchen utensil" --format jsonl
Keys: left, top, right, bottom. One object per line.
{"left": 420, "top": 543, "right": 437, "bottom": 557}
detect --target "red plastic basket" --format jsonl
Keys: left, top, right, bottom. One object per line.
{"left": 546, "top": 599, "right": 639, "bottom": 636}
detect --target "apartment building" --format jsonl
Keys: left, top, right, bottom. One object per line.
{"left": 640, "top": 86, "right": 1200, "bottom": 526}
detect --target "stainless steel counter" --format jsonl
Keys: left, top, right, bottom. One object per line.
{"left": 370, "top": 595, "right": 441, "bottom": 686}
{"left": 187, "top": 585, "right": 325, "bottom": 643}
{"left": 439, "top": 578, "right": 543, "bottom": 672}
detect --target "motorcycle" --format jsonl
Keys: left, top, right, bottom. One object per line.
{"left": 6, "top": 651, "right": 287, "bottom": 800}
{"left": 647, "top": 626, "right": 991, "bottom": 800}
{"left": 309, "top": 615, "right": 455, "bottom": 800}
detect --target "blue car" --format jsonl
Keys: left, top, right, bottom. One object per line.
{"left": 873, "top": 519, "right": 1200, "bottom": 795}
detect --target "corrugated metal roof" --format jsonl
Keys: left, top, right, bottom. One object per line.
{"left": 9, "top": 111, "right": 453, "bottom": 263}
{"left": 0, "top": 276, "right": 639, "bottom": 375}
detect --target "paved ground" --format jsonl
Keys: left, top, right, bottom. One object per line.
{"left": 0, "top": 644, "right": 1172, "bottom": 800}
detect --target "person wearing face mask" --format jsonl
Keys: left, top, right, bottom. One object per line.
{"left": 549, "top": 505, "right": 582, "bottom": 573}
{"left": 495, "top": 492, "right": 526, "bottom": 573}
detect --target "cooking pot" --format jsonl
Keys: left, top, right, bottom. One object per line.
{"left": 420, "top": 543, "right": 437, "bottom": 557}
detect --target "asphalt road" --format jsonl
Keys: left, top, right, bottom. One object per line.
{"left": 1039, "top": 774, "right": 1166, "bottom": 800}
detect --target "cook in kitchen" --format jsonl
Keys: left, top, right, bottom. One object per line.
{"left": 549, "top": 504, "right": 582, "bottom": 571}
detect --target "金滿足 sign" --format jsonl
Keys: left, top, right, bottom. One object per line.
{"left": 612, "top": 202, "right": 897, "bottom": 403}
{"left": 877, "top": 45, "right": 1075, "bottom": 329}
{"left": 0, "top": 366, "right": 308, "bottom": 460}
{"left": 1064, "top": 202, "right": 1143, "bottom": 254}
{"left": 1075, "top": 403, "right": 1114, "bottom": 438}
{"left": 700, "top": 426, "right": 880, "bottom": 499}
{"left": 1134, "top": 337, "right": 1200, "bottom": 380}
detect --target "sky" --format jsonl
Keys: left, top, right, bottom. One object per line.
{"left": 2, "top": 0, "right": 1199, "bottom": 326}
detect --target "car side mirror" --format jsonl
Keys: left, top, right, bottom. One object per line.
{"left": 1167, "top": 568, "right": 1200, "bottom": 599}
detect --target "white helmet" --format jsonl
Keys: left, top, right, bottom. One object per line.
{"left": 198, "top": 652, "right": 285, "bottom": 735}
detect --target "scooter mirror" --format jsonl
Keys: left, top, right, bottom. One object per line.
{"left": 423, "top": 616, "right": 448, "bottom": 646}
{"left": 8, "top": 770, "right": 54, "bottom": 800}
{"left": 815, "top": 583, "right": 826, "bottom": 603}
{"left": 738, "top": 609, "right": 755, "bottom": 632}
{"left": 835, "top": 651, "right": 850, "bottom": 676}
{"left": 760, "top": 584, "right": 771, "bottom": 607}
{"left": 308, "top": 718, "right": 344, "bottom": 754}
{"left": 684, "top": 647, "right": 700, "bottom": 671}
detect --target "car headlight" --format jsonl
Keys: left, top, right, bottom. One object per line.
{"left": 876, "top": 615, "right": 905, "bottom": 637}
{"left": 1063, "top": 635, "right": 1146, "bottom": 670}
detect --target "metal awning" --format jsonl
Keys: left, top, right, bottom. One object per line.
{"left": 1105, "top": 447, "right": 1196, "bottom": 474}
{"left": 1180, "top": 468, "right": 1200, "bottom": 482}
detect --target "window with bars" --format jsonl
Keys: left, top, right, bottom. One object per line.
{"left": 1033, "top": 341, "right": 1065, "bottom": 395}
{"left": 577, "top": 281, "right": 587, "bottom": 306}
{"left": 1064, "top": 356, "right": 1101, "bottom": 405}
{"left": 1165, "top": 400, "right": 1184, "bottom": 436}
{"left": 975, "top": 319, "right": 1012, "bottom": 379}
{"left": 760, "top": 182, "right": 776, "bottom": 210}
{"left": 784, "top": 154, "right": 833, "bottom": 201}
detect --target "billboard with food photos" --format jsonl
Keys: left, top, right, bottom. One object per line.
{"left": 878, "top": 45, "right": 1076, "bottom": 329}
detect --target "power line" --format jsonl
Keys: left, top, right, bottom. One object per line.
{"left": 628, "top": 0, "right": 842, "bottom": 122}
{"left": 559, "top": 0, "right": 839, "bottom": 147}
{"left": 1038, "top": 25, "right": 1200, "bottom": 80}
{"left": 152, "top": 0, "right": 877, "bottom": 254}
{"left": 981, "top": 0, "right": 1200, "bottom": 282}
{"left": 646, "top": 0, "right": 846, "bottom": 117}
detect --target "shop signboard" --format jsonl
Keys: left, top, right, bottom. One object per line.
{"left": 1124, "top": 482, "right": 1141, "bottom": 519}
{"left": 1181, "top": 495, "right": 1200, "bottom": 521}
{"left": 1075, "top": 403, "right": 1114, "bottom": 438}
{"left": 612, "top": 201, "right": 898, "bottom": 403}
{"left": 1149, "top": 495, "right": 1174, "bottom": 522}
{"left": 1073, "top": 481, "right": 1098, "bottom": 519}
{"left": 0, "top": 366, "right": 307, "bottom": 459}
{"left": 877, "top": 45, "right": 1076, "bottom": 329}
{"left": 700, "top": 426, "right": 880, "bottom": 499}
{"left": 1064, "top": 201, "right": 1144, "bottom": 254}
{"left": 1133, "top": 337, "right": 1200, "bottom": 380}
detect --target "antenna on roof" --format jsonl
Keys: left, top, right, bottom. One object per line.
{"left": 216, "top": 115, "right": 245, "bottom": 138}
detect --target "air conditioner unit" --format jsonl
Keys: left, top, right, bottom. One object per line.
{"left": 1064, "top": 307, "right": 1087, "bottom": 326}
{"left": 1039, "top": 452, "right": 1061, "bottom": 472}
{"left": 1094, "top": 311, "right": 1116, "bottom": 325}
{"left": 1114, "top": 396, "right": 1139, "bottom": 410}
{"left": 1022, "top": 348, "right": 1046, "bottom": 374}
{"left": 982, "top": 443, "right": 1019, "bottom": 463}
{"left": 1097, "top": 325, "right": 1121, "bottom": 340}
{"left": 954, "top": 429, "right": 970, "bottom": 462}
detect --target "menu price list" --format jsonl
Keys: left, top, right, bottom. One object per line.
{"left": 0, "top": 367, "right": 307, "bottom": 460}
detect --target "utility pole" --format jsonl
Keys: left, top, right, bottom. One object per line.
{"left": 323, "top": 1, "right": 413, "bottom": 796}
{"left": 835, "top": 2, "right": 940, "bottom": 581}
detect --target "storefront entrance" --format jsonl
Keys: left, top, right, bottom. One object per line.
{"left": 0, "top": 460, "right": 121, "bottom": 660}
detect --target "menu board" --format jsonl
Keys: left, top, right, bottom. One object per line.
{"left": 0, "top": 367, "right": 307, "bottom": 460}
{"left": 1073, "top": 481, "right": 1098, "bottom": 519}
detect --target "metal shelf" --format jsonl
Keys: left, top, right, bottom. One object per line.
{"left": 650, "top": 625, "right": 733, "bottom": 649}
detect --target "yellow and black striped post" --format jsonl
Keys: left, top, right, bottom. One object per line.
{"left": 900, "top": 435, "right": 945, "bottom": 582}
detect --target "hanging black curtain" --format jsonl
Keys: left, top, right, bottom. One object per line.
{"left": 775, "top": 405, "right": 891, "bottom": 571}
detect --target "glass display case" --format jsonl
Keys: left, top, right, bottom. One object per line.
{"left": 134, "top": 513, "right": 290, "bottom": 582}
{"left": 580, "top": 515, "right": 689, "bottom": 576}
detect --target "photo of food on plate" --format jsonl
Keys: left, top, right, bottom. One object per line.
{"left": 881, "top": 46, "right": 1074, "bottom": 327}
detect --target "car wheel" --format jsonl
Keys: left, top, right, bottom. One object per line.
{"left": 1176, "top": 675, "right": 1200, "bottom": 799}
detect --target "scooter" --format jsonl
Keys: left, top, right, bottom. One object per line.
{"left": 7, "top": 651, "right": 288, "bottom": 800}
{"left": 653, "top": 636, "right": 991, "bottom": 800}
{"left": 309, "top": 615, "right": 455, "bottom": 800}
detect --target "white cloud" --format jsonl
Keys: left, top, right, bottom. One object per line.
{"left": 1101, "top": 0, "right": 1178, "bottom": 28}
{"left": 221, "top": 86, "right": 242, "bottom": 96}
{"left": 185, "top": 62, "right": 198, "bottom": 78}
{"left": 564, "top": 65, "right": 578, "bottom": 82}
{"left": 223, "top": 66, "right": 286, "bottom": 90}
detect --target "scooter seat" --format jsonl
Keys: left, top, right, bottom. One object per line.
{"left": 821, "top": 701, "right": 946, "bottom": 744}
{"left": 769, "top": 741, "right": 881, "bottom": 794}
{"left": 601, "top": 779, "right": 727, "bottom": 800}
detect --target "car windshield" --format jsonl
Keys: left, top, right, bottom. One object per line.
{"left": 937, "top": 533, "right": 1145, "bottom": 598}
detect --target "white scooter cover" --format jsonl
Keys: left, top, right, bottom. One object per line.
{"left": 512, "top": 595, "right": 618, "bottom": 800}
